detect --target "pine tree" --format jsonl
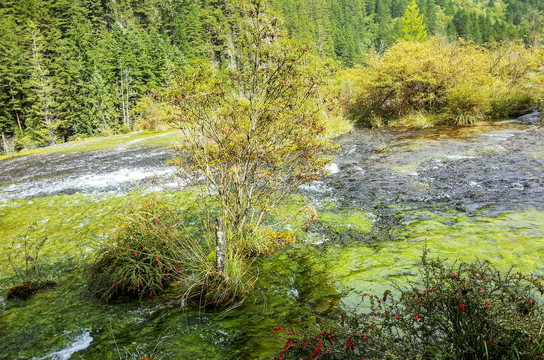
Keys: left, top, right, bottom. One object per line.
{"left": 314, "top": 0, "right": 335, "bottom": 58}
{"left": 83, "top": 67, "right": 117, "bottom": 134}
{"left": 183, "top": 3, "right": 206, "bottom": 59}
{"left": 400, "top": 0, "right": 428, "bottom": 41}
{"left": 25, "top": 22, "right": 61, "bottom": 145}
{"left": 0, "top": 8, "right": 26, "bottom": 135}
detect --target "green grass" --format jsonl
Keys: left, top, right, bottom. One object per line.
{"left": 0, "top": 129, "right": 183, "bottom": 161}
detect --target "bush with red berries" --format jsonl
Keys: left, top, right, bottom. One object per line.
{"left": 275, "top": 251, "right": 544, "bottom": 359}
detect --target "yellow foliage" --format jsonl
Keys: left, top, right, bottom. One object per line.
{"left": 276, "top": 230, "right": 296, "bottom": 245}
{"left": 133, "top": 95, "right": 173, "bottom": 131}
{"left": 264, "top": 228, "right": 296, "bottom": 247}
{"left": 343, "top": 37, "right": 543, "bottom": 126}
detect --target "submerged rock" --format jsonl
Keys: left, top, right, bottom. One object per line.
{"left": 5, "top": 280, "right": 56, "bottom": 300}
{"left": 6, "top": 282, "right": 33, "bottom": 300}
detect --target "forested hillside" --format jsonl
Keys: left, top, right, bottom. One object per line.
{"left": 275, "top": 0, "right": 544, "bottom": 66}
{"left": 1, "top": 0, "right": 543, "bottom": 151}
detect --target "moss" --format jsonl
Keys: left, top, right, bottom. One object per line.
{"left": 410, "top": 181, "right": 430, "bottom": 189}
{"left": 1, "top": 207, "right": 544, "bottom": 359}
{"left": 319, "top": 200, "right": 338, "bottom": 211}
{"left": 397, "top": 209, "right": 544, "bottom": 269}
{"left": 0, "top": 191, "right": 197, "bottom": 276}
{"left": 323, "top": 116, "right": 353, "bottom": 137}
{"left": 390, "top": 164, "right": 419, "bottom": 175}
{"left": 529, "top": 150, "right": 544, "bottom": 159}
{"left": 388, "top": 111, "right": 439, "bottom": 128}
{"left": 0, "top": 193, "right": 124, "bottom": 275}
{"left": 274, "top": 230, "right": 297, "bottom": 245}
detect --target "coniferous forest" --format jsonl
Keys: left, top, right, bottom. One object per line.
{"left": 0, "top": 0, "right": 543, "bottom": 150}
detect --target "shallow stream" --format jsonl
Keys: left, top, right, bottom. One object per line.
{"left": 0, "top": 114, "right": 543, "bottom": 359}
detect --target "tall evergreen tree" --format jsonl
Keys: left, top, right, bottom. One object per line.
{"left": 400, "top": 0, "right": 428, "bottom": 41}
{"left": 0, "top": 9, "right": 26, "bottom": 135}
{"left": 25, "top": 22, "right": 61, "bottom": 145}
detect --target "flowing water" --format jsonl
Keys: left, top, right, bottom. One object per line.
{"left": 0, "top": 114, "right": 543, "bottom": 359}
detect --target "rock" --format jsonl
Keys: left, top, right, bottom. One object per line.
{"left": 6, "top": 282, "right": 34, "bottom": 300}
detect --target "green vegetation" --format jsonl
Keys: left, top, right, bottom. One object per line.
{"left": 273, "top": 0, "right": 544, "bottom": 66}
{"left": 0, "top": 193, "right": 127, "bottom": 276}
{"left": 2, "top": 180, "right": 544, "bottom": 358}
{"left": 5, "top": 223, "right": 55, "bottom": 299}
{"left": 1, "top": 0, "right": 543, "bottom": 154}
{"left": 163, "top": 0, "right": 336, "bottom": 248}
{"left": 343, "top": 38, "right": 543, "bottom": 126}
{"left": 90, "top": 0, "right": 341, "bottom": 305}
{"left": 88, "top": 196, "right": 255, "bottom": 306}
{"left": 318, "top": 210, "right": 374, "bottom": 233}
{"left": 277, "top": 253, "right": 544, "bottom": 359}
{"left": 1, "top": 0, "right": 544, "bottom": 357}
{"left": 0, "top": 129, "right": 181, "bottom": 161}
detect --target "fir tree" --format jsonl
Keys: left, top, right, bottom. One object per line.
{"left": 400, "top": 0, "right": 428, "bottom": 41}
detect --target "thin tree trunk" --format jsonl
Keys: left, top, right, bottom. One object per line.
{"left": 9, "top": 83, "right": 23, "bottom": 132}
{"left": 215, "top": 217, "right": 226, "bottom": 274}
{"left": 125, "top": 68, "right": 130, "bottom": 128}
{"left": 1, "top": 132, "right": 10, "bottom": 155}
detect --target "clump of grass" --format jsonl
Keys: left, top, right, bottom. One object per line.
{"left": 391, "top": 111, "right": 438, "bottom": 128}
{"left": 7, "top": 224, "right": 48, "bottom": 283}
{"left": 88, "top": 197, "right": 186, "bottom": 301}
{"left": 88, "top": 196, "right": 256, "bottom": 308}
{"left": 176, "top": 248, "right": 256, "bottom": 309}
{"left": 488, "top": 88, "right": 536, "bottom": 119}
{"left": 323, "top": 116, "right": 353, "bottom": 137}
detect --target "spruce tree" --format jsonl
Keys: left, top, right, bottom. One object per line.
{"left": 400, "top": 0, "right": 428, "bottom": 41}
{"left": 0, "top": 9, "right": 26, "bottom": 135}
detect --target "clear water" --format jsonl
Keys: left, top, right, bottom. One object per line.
{"left": 1, "top": 113, "right": 543, "bottom": 359}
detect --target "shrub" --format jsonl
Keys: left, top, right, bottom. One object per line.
{"left": 488, "top": 89, "right": 535, "bottom": 118}
{"left": 343, "top": 38, "right": 542, "bottom": 126}
{"left": 88, "top": 197, "right": 256, "bottom": 307}
{"left": 163, "top": 0, "right": 336, "bottom": 251}
{"left": 132, "top": 94, "right": 173, "bottom": 131}
{"left": 276, "top": 252, "right": 544, "bottom": 359}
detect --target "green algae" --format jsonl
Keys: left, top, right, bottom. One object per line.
{"left": 397, "top": 209, "right": 544, "bottom": 271}
{"left": 0, "top": 191, "right": 198, "bottom": 278}
{"left": 323, "top": 208, "right": 544, "bottom": 309}
{"left": 0, "top": 244, "right": 341, "bottom": 359}
{"left": 2, "top": 205, "right": 544, "bottom": 358}
{"left": 390, "top": 164, "right": 419, "bottom": 174}
{"left": 0, "top": 190, "right": 358, "bottom": 359}
{"left": 409, "top": 180, "right": 430, "bottom": 190}
{"left": 318, "top": 210, "right": 374, "bottom": 233}
{"left": 319, "top": 200, "right": 338, "bottom": 211}
{"left": 1, "top": 120, "right": 544, "bottom": 358}
{"left": 0, "top": 193, "right": 123, "bottom": 277}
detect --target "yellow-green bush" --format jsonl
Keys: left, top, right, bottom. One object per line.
{"left": 132, "top": 95, "right": 174, "bottom": 132}
{"left": 343, "top": 38, "right": 542, "bottom": 126}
